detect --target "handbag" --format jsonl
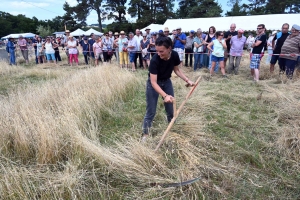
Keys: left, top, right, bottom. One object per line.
{"left": 122, "top": 46, "right": 127, "bottom": 52}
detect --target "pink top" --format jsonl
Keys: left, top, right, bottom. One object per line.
{"left": 93, "top": 42, "right": 102, "bottom": 53}
{"left": 18, "top": 38, "right": 27, "bottom": 50}
{"left": 230, "top": 35, "right": 246, "bottom": 56}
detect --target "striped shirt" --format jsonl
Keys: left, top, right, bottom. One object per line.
{"left": 280, "top": 34, "right": 300, "bottom": 61}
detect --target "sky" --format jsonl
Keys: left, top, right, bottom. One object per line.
{"left": 1, "top": 0, "right": 246, "bottom": 28}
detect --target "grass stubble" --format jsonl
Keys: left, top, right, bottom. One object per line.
{"left": 0, "top": 53, "right": 299, "bottom": 199}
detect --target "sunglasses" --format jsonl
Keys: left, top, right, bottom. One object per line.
{"left": 120, "top": 34, "right": 125, "bottom": 35}
{"left": 105, "top": 35, "right": 108, "bottom": 36}
{"left": 220, "top": 34, "right": 224, "bottom": 36}
{"left": 257, "top": 28, "right": 263, "bottom": 30}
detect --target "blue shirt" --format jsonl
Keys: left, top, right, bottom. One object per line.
{"left": 7, "top": 41, "right": 15, "bottom": 51}
{"left": 174, "top": 33, "right": 186, "bottom": 49}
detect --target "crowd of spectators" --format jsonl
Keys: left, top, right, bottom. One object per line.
{"left": 5, "top": 22, "right": 300, "bottom": 79}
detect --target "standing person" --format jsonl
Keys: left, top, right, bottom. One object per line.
{"left": 250, "top": 24, "right": 267, "bottom": 82}
{"left": 93, "top": 36, "right": 103, "bottom": 66}
{"left": 205, "top": 26, "right": 219, "bottom": 72}
{"left": 270, "top": 23, "right": 290, "bottom": 73}
{"left": 197, "top": 28, "right": 208, "bottom": 67}
{"left": 128, "top": 32, "right": 138, "bottom": 71}
{"left": 141, "top": 35, "right": 195, "bottom": 141}
{"left": 185, "top": 30, "right": 195, "bottom": 67}
{"left": 7, "top": 37, "right": 16, "bottom": 65}
{"left": 43, "top": 36, "right": 58, "bottom": 64}
{"left": 88, "top": 33, "right": 96, "bottom": 64}
{"left": 224, "top": 23, "right": 238, "bottom": 67}
{"left": 67, "top": 35, "right": 79, "bottom": 66}
{"left": 113, "top": 32, "right": 119, "bottom": 63}
{"left": 63, "top": 30, "right": 71, "bottom": 64}
{"left": 279, "top": 24, "right": 300, "bottom": 79}
{"left": 53, "top": 37, "right": 62, "bottom": 62}
{"left": 17, "top": 35, "right": 29, "bottom": 65}
{"left": 170, "top": 29, "right": 177, "bottom": 41}
{"left": 228, "top": 29, "right": 247, "bottom": 75}
{"left": 118, "top": 31, "right": 129, "bottom": 69}
{"left": 36, "top": 36, "right": 46, "bottom": 64}
{"left": 193, "top": 30, "right": 205, "bottom": 71}
{"left": 207, "top": 31, "right": 227, "bottom": 78}
{"left": 164, "top": 27, "right": 170, "bottom": 37}
{"left": 81, "top": 37, "right": 90, "bottom": 65}
{"left": 32, "top": 35, "right": 39, "bottom": 64}
{"left": 149, "top": 32, "right": 157, "bottom": 58}
{"left": 145, "top": 27, "right": 151, "bottom": 40}
{"left": 246, "top": 33, "right": 255, "bottom": 52}
{"left": 134, "top": 29, "right": 143, "bottom": 69}
{"left": 102, "top": 32, "right": 114, "bottom": 63}
{"left": 266, "top": 31, "right": 276, "bottom": 64}
{"left": 172, "top": 27, "right": 186, "bottom": 67}
{"left": 140, "top": 32, "right": 150, "bottom": 69}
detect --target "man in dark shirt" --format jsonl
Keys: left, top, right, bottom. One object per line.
{"left": 250, "top": 24, "right": 267, "bottom": 82}
{"left": 224, "top": 23, "right": 238, "bottom": 67}
{"left": 270, "top": 23, "right": 290, "bottom": 73}
{"left": 32, "top": 35, "right": 39, "bottom": 64}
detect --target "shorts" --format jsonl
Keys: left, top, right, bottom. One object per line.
{"left": 224, "top": 49, "right": 229, "bottom": 59}
{"left": 211, "top": 55, "right": 224, "bottom": 62}
{"left": 129, "top": 52, "right": 136, "bottom": 63}
{"left": 250, "top": 54, "right": 261, "bottom": 69}
{"left": 46, "top": 53, "right": 55, "bottom": 60}
{"left": 95, "top": 52, "right": 103, "bottom": 60}
{"left": 174, "top": 48, "right": 184, "bottom": 61}
{"left": 270, "top": 55, "right": 280, "bottom": 65}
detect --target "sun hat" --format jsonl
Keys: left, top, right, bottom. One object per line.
{"left": 145, "top": 27, "right": 151, "bottom": 30}
{"left": 120, "top": 31, "right": 125, "bottom": 34}
{"left": 164, "top": 27, "right": 170, "bottom": 32}
{"left": 65, "top": 30, "right": 70, "bottom": 33}
{"left": 176, "top": 27, "right": 181, "bottom": 30}
{"left": 114, "top": 32, "right": 119, "bottom": 35}
{"left": 292, "top": 24, "right": 300, "bottom": 31}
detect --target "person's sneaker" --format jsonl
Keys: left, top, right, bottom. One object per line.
{"left": 141, "top": 134, "right": 148, "bottom": 143}
{"left": 223, "top": 75, "right": 229, "bottom": 78}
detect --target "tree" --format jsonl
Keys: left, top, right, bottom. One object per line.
{"left": 187, "top": 0, "right": 223, "bottom": 18}
{"left": 226, "top": 0, "right": 248, "bottom": 16}
{"left": 104, "top": 0, "right": 127, "bottom": 23}
{"left": 66, "top": 0, "right": 107, "bottom": 32}
{"left": 36, "top": 25, "right": 54, "bottom": 37}
{"left": 265, "top": 0, "right": 300, "bottom": 14}
{"left": 247, "top": 0, "right": 266, "bottom": 15}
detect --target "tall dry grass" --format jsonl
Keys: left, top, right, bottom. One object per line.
{"left": 0, "top": 53, "right": 299, "bottom": 199}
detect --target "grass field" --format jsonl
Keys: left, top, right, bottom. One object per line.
{"left": 0, "top": 52, "right": 299, "bottom": 199}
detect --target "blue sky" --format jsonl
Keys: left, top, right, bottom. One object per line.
{"left": 1, "top": 0, "right": 246, "bottom": 27}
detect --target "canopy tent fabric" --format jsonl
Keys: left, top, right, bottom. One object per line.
{"left": 53, "top": 31, "right": 65, "bottom": 37}
{"left": 1, "top": 33, "right": 35, "bottom": 39}
{"left": 70, "top": 28, "right": 85, "bottom": 36}
{"left": 163, "top": 13, "right": 300, "bottom": 32}
{"left": 140, "top": 24, "right": 164, "bottom": 33}
{"left": 84, "top": 28, "right": 103, "bottom": 36}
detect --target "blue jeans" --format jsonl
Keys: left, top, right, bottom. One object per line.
{"left": 279, "top": 58, "right": 297, "bottom": 78}
{"left": 142, "top": 79, "right": 174, "bottom": 134}
{"left": 9, "top": 49, "right": 16, "bottom": 65}
{"left": 194, "top": 53, "right": 203, "bottom": 71}
{"left": 209, "top": 53, "right": 219, "bottom": 72}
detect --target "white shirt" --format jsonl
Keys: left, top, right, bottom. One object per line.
{"left": 44, "top": 42, "right": 55, "bottom": 54}
{"left": 134, "top": 35, "right": 143, "bottom": 51}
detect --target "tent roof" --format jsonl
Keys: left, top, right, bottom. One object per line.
{"left": 53, "top": 31, "right": 65, "bottom": 35}
{"left": 1, "top": 33, "right": 35, "bottom": 39}
{"left": 140, "top": 24, "right": 164, "bottom": 33}
{"left": 84, "top": 28, "right": 103, "bottom": 36}
{"left": 163, "top": 13, "right": 300, "bottom": 32}
{"left": 70, "top": 28, "right": 85, "bottom": 36}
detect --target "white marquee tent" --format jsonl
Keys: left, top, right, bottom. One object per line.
{"left": 1, "top": 33, "right": 35, "bottom": 39}
{"left": 140, "top": 24, "right": 164, "bottom": 33}
{"left": 70, "top": 28, "right": 85, "bottom": 36}
{"left": 84, "top": 28, "right": 103, "bottom": 36}
{"left": 163, "top": 13, "right": 300, "bottom": 32}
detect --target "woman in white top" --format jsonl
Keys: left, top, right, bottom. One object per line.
{"left": 207, "top": 31, "right": 227, "bottom": 77}
{"left": 102, "top": 32, "right": 114, "bottom": 63}
{"left": 266, "top": 31, "right": 276, "bottom": 64}
{"left": 67, "top": 35, "right": 78, "bottom": 66}
{"left": 43, "top": 36, "right": 58, "bottom": 64}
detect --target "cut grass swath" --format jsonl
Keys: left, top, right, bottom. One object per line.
{"left": 154, "top": 76, "right": 202, "bottom": 152}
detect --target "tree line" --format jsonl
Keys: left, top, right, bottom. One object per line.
{"left": 1, "top": 0, "right": 299, "bottom": 38}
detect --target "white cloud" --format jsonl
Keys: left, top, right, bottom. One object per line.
{"left": 10, "top": 1, "right": 49, "bottom": 8}
{"left": 66, "top": 0, "right": 78, "bottom": 7}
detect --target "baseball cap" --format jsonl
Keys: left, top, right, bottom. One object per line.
{"left": 292, "top": 24, "right": 300, "bottom": 31}
{"left": 190, "top": 30, "right": 195, "bottom": 34}
{"left": 176, "top": 27, "right": 181, "bottom": 30}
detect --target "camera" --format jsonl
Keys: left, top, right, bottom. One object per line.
{"left": 175, "top": 35, "right": 179, "bottom": 39}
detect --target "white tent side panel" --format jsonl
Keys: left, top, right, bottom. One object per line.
{"left": 163, "top": 14, "right": 300, "bottom": 32}
{"left": 140, "top": 24, "right": 164, "bottom": 33}
{"left": 84, "top": 28, "right": 103, "bottom": 36}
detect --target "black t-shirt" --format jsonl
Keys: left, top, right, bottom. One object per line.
{"left": 224, "top": 31, "right": 238, "bottom": 52}
{"left": 252, "top": 34, "right": 267, "bottom": 54}
{"left": 32, "top": 38, "right": 37, "bottom": 50}
{"left": 273, "top": 32, "right": 290, "bottom": 54}
{"left": 149, "top": 50, "right": 180, "bottom": 81}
